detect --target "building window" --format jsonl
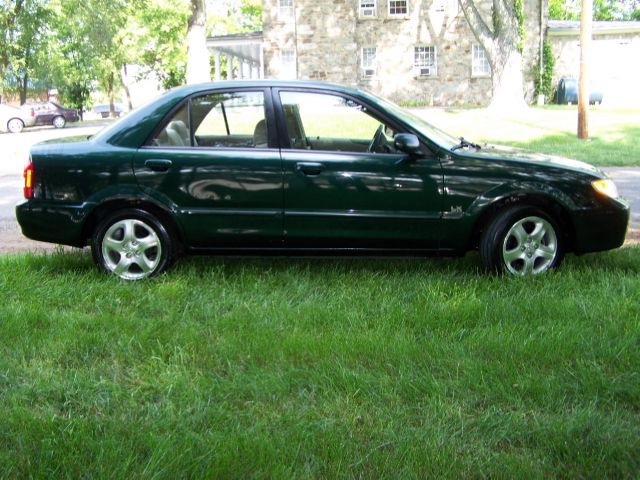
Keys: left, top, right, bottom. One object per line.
{"left": 472, "top": 44, "right": 491, "bottom": 76}
{"left": 360, "top": 0, "right": 376, "bottom": 17}
{"left": 388, "top": 0, "right": 408, "bottom": 16}
{"left": 278, "top": 0, "right": 294, "bottom": 19}
{"left": 361, "top": 47, "right": 377, "bottom": 78}
{"left": 414, "top": 46, "right": 436, "bottom": 76}
{"left": 280, "top": 48, "right": 296, "bottom": 79}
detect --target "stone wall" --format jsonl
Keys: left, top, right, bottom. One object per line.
{"left": 549, "top": 31, "right": 640, "bottom": 106}
{"left": 263, "top": 0, "right": 545, "bottom": 106}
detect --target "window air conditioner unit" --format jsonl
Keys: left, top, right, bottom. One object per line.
{"left": 363, "top": 68, "right": 376, "bottom": 77}
{"left": 419, "top": 67, "right": 432, "bottom": 76}
{"left": 361, "top": 7, "right": 375, "bottom": 16}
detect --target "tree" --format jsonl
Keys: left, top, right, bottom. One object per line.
{"left": 1, "top": 0, "right": 51, "bottom": 104}
{"left": 549, "top": 0, "right": 640, "bottom": 20}
{"left": 208, "top": 0, "right": 261, "bottom": 35}
{"left": 186, "top": 0, "right": 211, "bottom": 84}
{"left": 459, "top": 0, "right": 528, "bottom": 110}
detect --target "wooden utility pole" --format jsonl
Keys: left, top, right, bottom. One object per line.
{"left": 578, "top": 0, "right": 593, "bottom": 139}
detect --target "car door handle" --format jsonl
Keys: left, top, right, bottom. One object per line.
{"left": 145, "top": 159, "right": 173, "bottom": 172}
{"left": 296, "top": 162, "right": 324, "bottom": 176}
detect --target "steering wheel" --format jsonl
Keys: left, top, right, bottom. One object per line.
{"left": 367, "top": 124, "right": 386, "bottom": 153}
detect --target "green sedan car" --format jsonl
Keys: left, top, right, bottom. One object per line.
{"left": 16, "top": 81, "right": 629, "bottom": 280}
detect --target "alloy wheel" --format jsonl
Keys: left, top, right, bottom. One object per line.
{"left": 502, "top": 216, "right": 558, "bottom": 275}
{"left": 101, "top": 218, "right": 162, "bottom": 280}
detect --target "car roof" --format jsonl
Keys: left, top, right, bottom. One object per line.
{"left": 166, "top": 80, "right": 364, "bottom": 99}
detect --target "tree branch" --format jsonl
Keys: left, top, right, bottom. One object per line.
{"left": 458, "top": 0, "right": 494, "bottom": 52}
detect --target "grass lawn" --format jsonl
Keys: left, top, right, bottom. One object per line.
{"left": 1, "top": 249, "right": 639, "bottom": 477}
{"left": 414, "top": 106, "right": 640, "bottom": 167}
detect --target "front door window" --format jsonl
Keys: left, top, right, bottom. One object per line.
{"left": 279, "top": 91, "right": 396, "bottom": 153}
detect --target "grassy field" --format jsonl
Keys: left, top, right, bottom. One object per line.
{"left": 1, "top": 249, "right": 639, "bottom": 478}
{"left": 415, "top": 106, "right": 640, "bottom": 167}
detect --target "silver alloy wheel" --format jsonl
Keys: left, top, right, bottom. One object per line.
{"left": 101, "top": 219, "right": 162, "bottom": 280}
{"left": 502, "top": 216, "right": 558, "bottom": 275}
{"left": 7, "top": 118, "right": 24, "bottom": 133}
{"left": 53, "top": 116, "right": 66, "bottom": 128}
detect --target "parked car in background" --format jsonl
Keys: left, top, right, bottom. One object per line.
{"left": 30, "top": 101, "right": 80, "bottom": 128}
{"left": 0, "top": 104, "right": 36, "bottom": 133}
{"left": 16, "top": 81, "right": 629, "bottom": 280}
{"left": 92, "top": 103, "right": 125, "bottom": 118}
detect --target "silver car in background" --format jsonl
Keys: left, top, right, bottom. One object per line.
{"left": 0, "top": 104, "right": 36, "bottom": 133}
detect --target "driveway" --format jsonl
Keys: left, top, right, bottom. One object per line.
{"left": 0, "top": 128, "right": 638, "bottom": 253}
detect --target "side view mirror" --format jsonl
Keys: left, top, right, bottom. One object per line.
{"left": 394, "top": 133, "right": 421, "bottom": 155}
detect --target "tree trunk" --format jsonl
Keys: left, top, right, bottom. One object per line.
{"left": 108, "top": 72, "right": 115, "bottom": 119}
{"left": 121, "top": 65, "right": 133, "bottom": 110}
{"left": 186, "top": 0, "right": 211, "bottom": 84}
{"left": 489, "top": 49, "right": 527, "bottom": 110}
{"left": 578, "top": 0, "right": 592, "bottom": 139}
{"left": 20, "top": 73, "right": 28, "bottom": 105}
{"left": 459, "top": 0, "right": 528, "bottom": 110}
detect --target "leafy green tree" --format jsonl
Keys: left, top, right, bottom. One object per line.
{"left": 131, "top": 0, "right": 190, "bottom": 89}
{"left": 549, "top": 0, "right": 640, "bottom": 20}
{"left": 1, "top": 0, "right": 51, "bottom": 104}
{"left": 208, "top": 0, "right": 261, "bottom": 35}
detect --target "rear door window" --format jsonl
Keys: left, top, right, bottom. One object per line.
{"left": 149, "top": 91, "right": 268, "bottom": 149}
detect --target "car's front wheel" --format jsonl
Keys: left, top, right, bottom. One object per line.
{"left": 52, "top": 115, "right": 66, "bottom": 128}
{"left": 7, "top": 118, "right": 24, "bottom": 133}
{"left": 91, "top": 209, "right": 174, "bottom": 280}
{"left": 480, "top": 205, "right": 564, "bottom": 275}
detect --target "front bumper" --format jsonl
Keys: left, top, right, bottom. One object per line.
{"left": 572, "top": 196, "right": 630, "bottom": 253}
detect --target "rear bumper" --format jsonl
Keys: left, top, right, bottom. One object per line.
{"left": 16, "top": 200, "right": 88, "bottom": 247}
{"left": 572, "top": 197, "right": 630, "bottom": 253}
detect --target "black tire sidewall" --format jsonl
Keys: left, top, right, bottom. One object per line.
{"left": 480, "top": 205, "right": 564, "bottom": 275}
{"left": 91, "top": 208, "right": 173, "bottom": 279}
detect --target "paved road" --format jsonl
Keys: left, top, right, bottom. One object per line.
{"left": 0, "top": 127, "right": 638, "bottom": 252}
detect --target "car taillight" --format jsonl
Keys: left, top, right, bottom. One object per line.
{"left": 30, "top": 108, "right": 35, "bottom": 117}
{"left": 23, "top": 163, "right": 34, "bottom": 198}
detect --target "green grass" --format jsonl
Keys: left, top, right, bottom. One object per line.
{"left": 416, "top": 106, "right": 640, "bottom": 167}
{"left": 1, "top": 249, "right": 639, "bottom": 477}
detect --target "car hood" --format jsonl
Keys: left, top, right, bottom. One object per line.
{"left": 462, "top": 144, "right": 604, "bottom": 178}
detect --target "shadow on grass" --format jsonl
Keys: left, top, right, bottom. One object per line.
{"left": 10, "top": 245, "right": 639, "bottom": 279}
{"left": 486, "top": 125, "right": 640, "bottom": 167}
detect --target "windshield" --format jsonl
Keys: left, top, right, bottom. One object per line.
{"left": 361, "top": 91, "right": 460, "bottom": 149}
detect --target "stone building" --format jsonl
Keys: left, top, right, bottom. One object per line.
{"left": 547, "top": 20, "right": 640, "bottom": 106}
{"left": 260, "top": 0, "right": 545, "bottom": 105}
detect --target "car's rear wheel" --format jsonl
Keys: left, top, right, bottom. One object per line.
{"left": 7, "top": 118, "right": 24, "bottom": 133}
{"left": 91, "top": 209, "right": 174, "bottom": 280}
{"left": 52, "top": 115, "right": 66, "bottom": 128}
{"left": 480, "top": 205, "right": 564, "bottom": 275}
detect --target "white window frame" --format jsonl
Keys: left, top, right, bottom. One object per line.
{"left": 361, "top": 47, "right": 377, "bottom": 78}
{"left": 414, "top": 46, "right": 437, "bottom": 76}
{"left": 278, "top": 0, "right": 294, "bottom": 20}
{"left": 280, "top": 48, "right": 297, "bottom": 79}
{"left": 388, "top": 0, "right": 408, "bottom": 16}
{"left": 359, "top": 0, "right": 377, "bottom": 17}
{"left": 472, "top": 44, "right": 491, "bottom": 77}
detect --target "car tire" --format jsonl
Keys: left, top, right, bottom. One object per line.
{"left": 52, "top": 115, "right": 66, "bottom": 128}
{"left": 7, "top": 118, "right": 24, "bottom": 133}
{"left": 479, "top": 205, "right": 564, "bottom": 275}
{"left": 91, "top": 208, "right": 174, "bottom": 280}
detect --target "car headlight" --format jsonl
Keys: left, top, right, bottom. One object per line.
{"left": 592, "top": 179, "right": 619, "bottom": 199}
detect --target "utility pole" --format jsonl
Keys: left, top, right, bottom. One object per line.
{"left": 578, "top": 0, "right": 592, "bottom": 139}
